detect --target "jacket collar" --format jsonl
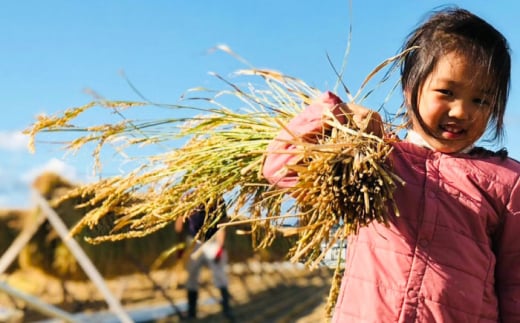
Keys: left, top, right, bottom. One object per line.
{"left": 405, "top": 130, "right": 474, "bottom": 154}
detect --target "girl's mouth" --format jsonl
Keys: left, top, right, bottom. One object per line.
{"left": 440, "top": 124, "right": 465, "bottom": 139}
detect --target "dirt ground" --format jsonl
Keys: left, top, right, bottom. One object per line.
{"left": 0, "top": 260, "right": 334, "bottom": 322}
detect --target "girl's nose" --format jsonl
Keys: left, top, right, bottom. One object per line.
{"left": 448, "top": 100, "right": 470, "bottom": 120}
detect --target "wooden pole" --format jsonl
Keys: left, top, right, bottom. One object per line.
{"left": 0, "top": 281, "right": 77, "bottom": 322}
{"left": 32, "top": 192, "right": 133, "bottom": 323}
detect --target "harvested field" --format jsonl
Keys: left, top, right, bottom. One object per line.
{"left": 0, "top": 174, "right": 336, "bottom": 322}
{"left": 1, "top": 260, "right": 333, "bottom": 322}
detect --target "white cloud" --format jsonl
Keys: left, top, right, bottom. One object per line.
{"left": 0, "top": 131, "right": 30, "bottom": 152}
{"left": 0, "top": 158, "right": 81, "bottom": 209}
{"left": 21, "top": 158, "right": 79, "bottom": 184}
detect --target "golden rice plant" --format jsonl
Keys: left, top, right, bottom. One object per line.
{"left": 25, "top": 49, "right": 408, "bottom": 254}
{"left": 26, "top": 67, "right": 317, "bottom": 247}
{"left": 25, "top": 47, "right": 407, "bottom": 314}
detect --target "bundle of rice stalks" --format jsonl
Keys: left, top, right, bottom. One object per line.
{"left": 25, "top": 47, "right": 407, "bottom": 314}
{"left": 282, "top": 109, "right": 404, "bottom": 265}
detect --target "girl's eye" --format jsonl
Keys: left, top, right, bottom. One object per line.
{"left": 436, "top": 89, "right": 453, "bottom": 96}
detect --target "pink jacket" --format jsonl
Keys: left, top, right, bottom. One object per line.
{"left": 262, "top": 92, "right": 520, "bottom": 322}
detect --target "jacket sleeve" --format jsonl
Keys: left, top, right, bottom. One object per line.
{"left": 495, "top": 178, "right": 520, "bottom": 320}
{"left": 262, "top": 91, "right": 344, "bottom": 188}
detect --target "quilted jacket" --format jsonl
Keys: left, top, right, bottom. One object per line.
{"left": 262, "top": 92, "right": 520, "bottom": 322}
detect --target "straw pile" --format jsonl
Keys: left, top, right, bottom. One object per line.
{"left": 0, "top": 209, "right": 29, "bottom": 273}
{"left": 19, "top": 172, "right": 179, "bottom": 280}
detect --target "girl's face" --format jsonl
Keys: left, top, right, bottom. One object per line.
{"left": 409, "top": 51, "right": 491, "bottom": 153}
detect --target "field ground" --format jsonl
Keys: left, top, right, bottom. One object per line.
{"left": 0, "top": 260, "right": 334, "bottom": 322}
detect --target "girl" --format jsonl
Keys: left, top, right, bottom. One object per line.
{"left": 262, "top": 7, "right": 520, "bottom": 322}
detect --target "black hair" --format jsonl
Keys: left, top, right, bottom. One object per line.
{"left": 399, "top": 6, "right": 511, "bottom": 144}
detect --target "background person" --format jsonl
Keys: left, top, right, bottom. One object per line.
{"left": 175, "top": 195, "right": 234, "bottom": 321}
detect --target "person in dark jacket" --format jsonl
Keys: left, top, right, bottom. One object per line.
{"left": 175, "top": 194, "right": 234, "bottom": 321}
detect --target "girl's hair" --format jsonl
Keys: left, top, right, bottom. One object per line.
{"left": 400, "top": 6, "right": 511, "bottom": 143}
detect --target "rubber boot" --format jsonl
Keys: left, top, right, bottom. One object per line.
{"left": 220, "top": 287, "right": 235, "bottom": 321}
{"left": 187, "top": 289, "right": 198, "bottom": 319}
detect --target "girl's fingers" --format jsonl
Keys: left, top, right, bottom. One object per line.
{"left": 340, "top": 103, "right": 384, "bottom": 137}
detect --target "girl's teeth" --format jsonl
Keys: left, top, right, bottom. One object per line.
{"left": 443, "top": 125, "right": 462, "bottom": 133}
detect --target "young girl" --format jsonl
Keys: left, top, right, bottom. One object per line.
{"left": 262, "top": 7, "right": 520, "bottom": 322}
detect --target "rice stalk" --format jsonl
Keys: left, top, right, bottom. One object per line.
{"left": 26, "top": 58, "right": 405, "bottom": 250}
{"left": 25, "top": 49, "right": 408, "bottom": 312}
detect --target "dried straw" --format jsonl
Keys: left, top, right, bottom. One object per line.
{"left": 25, "top": 49, "right": 408, "bottom": 314}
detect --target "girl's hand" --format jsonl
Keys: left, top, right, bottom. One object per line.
{"left": 262, "top": 92, "right": 385, "bottom": 188}
{"left": 335, "top": 102, "right": 384, "bottom": 138}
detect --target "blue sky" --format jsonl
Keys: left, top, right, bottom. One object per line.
{"left": 2, "top": 1, "right": 520, "bottom": 209}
